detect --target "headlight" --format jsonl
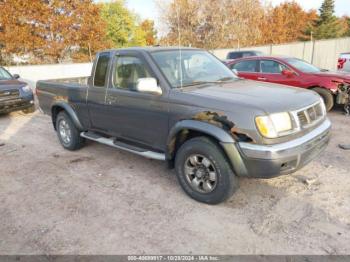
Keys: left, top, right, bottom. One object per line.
{"left": 319, "top": 97, "right": 327, "bottom": 115}
{"left": 255, "top": 112, "right": 293, "bottom": 138}
{"left": 21, "top": 85, "right": 31, "bottom": 92}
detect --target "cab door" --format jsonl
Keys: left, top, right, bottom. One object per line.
{"left": 104, "top": 51, "right": 169, "bottom": 151}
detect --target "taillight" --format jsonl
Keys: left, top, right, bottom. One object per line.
{"left": 338, "top": 58, "right": 346, "bottom": 69}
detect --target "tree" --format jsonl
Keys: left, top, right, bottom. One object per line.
{"left": 100, "top": 0, "right": 136, "bottom": 47}
{"left": 314, "top": 0, "right": 343, "bottom": 39}
{"left": 259, "top": 2, "right": 318, "bottom": 44}
{"left": 100, "top": 0, "right": 156, "bottom": 48}
{"left": 140, "top": 19, "right": 157, "bottom": 46}
{"left": 43, "top": 0, "right": 110, "bottom": 63}
{"left": 158, "top": 0, "right": 264, "bottom": 49}
{"left": 0, "top": 0, "right": 109, "bottom": 64}
{"left": 339, "top": 16, "right": 350, "bottom": 37}
{"left": 0, "top": 0, "right": 48, "bottom": 63}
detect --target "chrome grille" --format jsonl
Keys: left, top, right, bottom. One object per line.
{"left": 296, "top": 102, "right": 325, "bottom": 128}
{"left": 0, "top": 89, "right": 19, "bottom": 101}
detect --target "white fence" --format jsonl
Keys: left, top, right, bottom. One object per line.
{"left": 4, "top": 37, "right": 350, "bottom": 88}
{"left": 5, "top": 63, "right": 93, "bottom": 88}
{"left": 212, "top": 37, "right": 350, "bottom": 70}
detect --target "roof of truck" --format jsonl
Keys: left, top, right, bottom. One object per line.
{"left": 98, "top": 46, "right": 202, "bottom": 54}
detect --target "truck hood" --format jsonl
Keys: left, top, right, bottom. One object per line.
{"left": 0, "top": 79, "right": 27, "bottom": 90}
{"left": 185, "top": 79, "right": 321, "bottom": 114}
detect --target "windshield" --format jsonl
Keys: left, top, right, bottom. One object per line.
{"left": 286, "top": 58, "right": 320, "bottom": 73}
{"left": 151, "top": 50, "right": 237, "bottom": 88}
{"left": 0, "top": 67, "right": 12, "bottom": 80}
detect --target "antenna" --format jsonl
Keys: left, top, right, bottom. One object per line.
{"left": 176, "top": 1, "right": 183, "bottom": 88}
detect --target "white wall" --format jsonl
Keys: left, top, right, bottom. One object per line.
{"left": 4, "top": 37, "right": 349, "bottom": 88}
{"left": 5, "top": 63, "right": 93, "bottom": 88}
{"left": 212, "top": 37, "right": 350, "bottom": 70}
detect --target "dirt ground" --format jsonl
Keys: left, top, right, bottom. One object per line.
{"left": 0, "top": 109, "right": 349, "bottom": 255}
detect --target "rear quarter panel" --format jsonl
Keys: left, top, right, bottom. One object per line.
{"left": 36, "top": 81, "right": 90, "bottom": 128}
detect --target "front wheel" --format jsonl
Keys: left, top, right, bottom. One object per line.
{"left": 175, "top": 137, "right": 238, "bottom": 204}
{"left": 312, "top": 87, "right": 334, "bottom": 111}
{"left": 56, "top": 111, "right": 85, "bottom": 151}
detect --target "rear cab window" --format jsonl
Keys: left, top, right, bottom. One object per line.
{"left": 94, "top": 52, "right": 111, "bottom": 87}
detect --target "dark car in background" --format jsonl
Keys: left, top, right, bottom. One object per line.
{"left": 226, "top": 56, "right": 350, "bottom": 111}
{"left": 0, "top": 67, "right": 34, "bottom": 114}
{"left": 226, "top": 50, "right": 264, "bottom": 60}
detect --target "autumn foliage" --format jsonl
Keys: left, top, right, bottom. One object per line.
{"left": 158, "top": 0, "right": 349, "bottom": 49}
{"left": 259, "top": 2, "right": 318, "bottom": 44}
{"left": 0, "top": 0, "right": 110, "bottom": 64}
{"left": 0, "top": 0, "right": 348, "bottom": 64}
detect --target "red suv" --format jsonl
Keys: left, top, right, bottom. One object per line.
{"left": 226, "top": 56, "right": 350, "bottom": 111}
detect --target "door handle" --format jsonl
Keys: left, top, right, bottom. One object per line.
{"left": 258, "top": 77, "right": 267, "bottom": 81}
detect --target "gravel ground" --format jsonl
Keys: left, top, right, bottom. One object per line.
{"left": 0, "top": 109, "right": 349, "bottom": 255}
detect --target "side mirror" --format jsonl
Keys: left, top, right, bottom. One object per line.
{"left": 136, "top": 78, "right": 162, "bottom": 95}
{"left": 232, "top": 69, "right": 238, "bottom": 75}
{"left": 282, "top": 69, "right": 295, "bottom": 77}
{"left": 13, "top": 74, "right": 20, "bottom": 79}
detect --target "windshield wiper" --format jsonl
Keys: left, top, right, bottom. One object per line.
{"left": 217, "top": 77, "right": 236, "bottom": 82}
{"left": 177, "top": 78, "right": 236, "bottom": 88}
{"left": 179, "top": 81, "right": 216, "bottom": 88}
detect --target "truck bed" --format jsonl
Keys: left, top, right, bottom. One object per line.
{"left": 37, "top": 78, "right": 89, "bottom": 117}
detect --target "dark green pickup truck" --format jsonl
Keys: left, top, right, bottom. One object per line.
{"left": 37, "top": 47, "right": 331, "bottom": 204}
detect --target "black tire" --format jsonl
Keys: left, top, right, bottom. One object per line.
{"left": 23, "top": 105, "right": 35, "bottom": 114}
{"left": 56, "top": 111, "right": 85, "bottom": 151}
{"left": 312, "top": 87, "right": 334, "bottom": 111}
{"left": 175, "top": 136, "right": 238, "bottom": 204}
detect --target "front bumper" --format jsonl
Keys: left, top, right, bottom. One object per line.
{"left": 0, "top": 95, "right": 34, "bottom": 114}
{"left": 222, "top": 119, "right": 331, "bottom": 178}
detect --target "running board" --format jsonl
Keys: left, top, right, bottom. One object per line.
{"left": 80, "top": 132, "right": 166, "bottom": 161}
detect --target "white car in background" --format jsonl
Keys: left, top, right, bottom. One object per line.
{"left": 338, "top": 53, "right": 350, "bottom": 72}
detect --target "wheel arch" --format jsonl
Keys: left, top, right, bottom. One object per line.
{"left": 166, "top": 120, "right": 236, "bottom": 160}
{"left": 51, "top": 102, "right": 84, "bottom": 131}
{"left": 167, "top": 120, "right": 248, "bottom": 177}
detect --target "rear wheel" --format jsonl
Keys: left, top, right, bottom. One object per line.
{"left": 175, "top": 137, "right": 238, "bottom": 204}
{"left": 312, "top": 87, "right": 334, "bottom": 111}
{"left": 56, "top": 111, "right": 85, "bottom": 151}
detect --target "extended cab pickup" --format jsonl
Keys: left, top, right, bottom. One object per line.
{"left": 37, "top": 47, "right": 331, "bottom": 204}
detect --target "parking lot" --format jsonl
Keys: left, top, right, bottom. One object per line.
{"left": 0, "top": 109, "right": 349, "bottom": 255}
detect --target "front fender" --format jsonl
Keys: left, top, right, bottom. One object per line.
{"left": 51, "top": 101, "right": 84, "bottom": 131}
{"left": 168, "top": 120, "right": 235, "bottom": 143}
{"left": 166, "top": 120, "right": 248, "bottom": 176}
{"left": 166, "top": 119, "right": 236, "bottom": 157}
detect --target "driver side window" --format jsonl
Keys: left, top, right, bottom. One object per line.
{"left": 113, "top": 56, "right": 151, "bottom": 91}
